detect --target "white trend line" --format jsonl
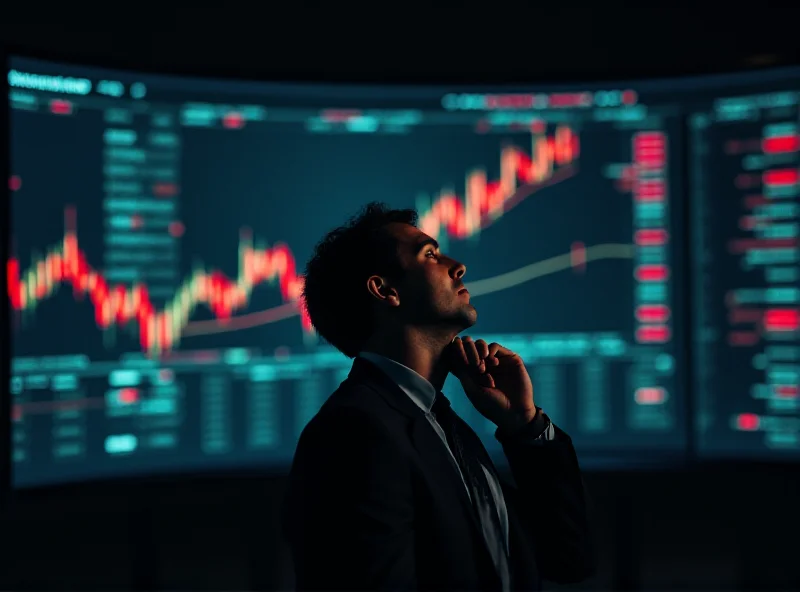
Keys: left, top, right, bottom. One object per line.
{"left": 466, "top": 243, "right": 635, "bottom": 297}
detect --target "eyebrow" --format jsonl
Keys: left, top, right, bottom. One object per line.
{"left": 415, "top": 238, "right": 439, "bottom": 254}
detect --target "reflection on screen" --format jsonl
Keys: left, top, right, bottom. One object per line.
{"left": 7, "top": 56, "right": 694, "bottom": 487}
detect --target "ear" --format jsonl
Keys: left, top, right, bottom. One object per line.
{"left": 366, "top": 275, "right": 400, "bottom": 307}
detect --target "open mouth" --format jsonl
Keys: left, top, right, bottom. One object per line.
{"left": 457, "top": 287, "right": 469, "bottom": 295}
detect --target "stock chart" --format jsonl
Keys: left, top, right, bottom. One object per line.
{"left": 692, "top": 75, "right": 800, "bottom": 459}
{"left": 7, "top": 56, "right": 687, "bottom": 487}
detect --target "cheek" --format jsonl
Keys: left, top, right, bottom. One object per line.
{"left": 430, "top": 273, "right": 454, "bottom": 302}
{"left": 426, "top": 270, "right": 447, "bottom": 296}
{"left": 406, "top": 267, "right": 447, "bottom": 305}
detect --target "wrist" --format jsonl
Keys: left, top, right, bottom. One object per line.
{"left": 496, "top": 408, "right": 539, "bottom": 437}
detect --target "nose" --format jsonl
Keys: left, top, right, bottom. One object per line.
{"left": 450, "top": 260, "right": 466, "bottom": 280}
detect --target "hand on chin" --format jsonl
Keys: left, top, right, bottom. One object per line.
{"left": 447, "top": 335, "right": 536, "bottom": 433}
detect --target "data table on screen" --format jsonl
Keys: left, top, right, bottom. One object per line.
{"left": 692, "top": 79, "right": 800, "bottom": 460}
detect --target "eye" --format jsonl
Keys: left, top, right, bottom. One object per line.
{"left": 425, "top": 250, "right": 438, "bottom": 259}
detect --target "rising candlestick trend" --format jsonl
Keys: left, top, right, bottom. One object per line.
{"left": 8, "top": 126, "right": 579, "bottom": 354}
{"left": 419, "top": 125, "right": 579, "bottom": 238}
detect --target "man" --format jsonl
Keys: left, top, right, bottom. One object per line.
{"left": 282, "top": 202, "right": 594, "bottom": 591}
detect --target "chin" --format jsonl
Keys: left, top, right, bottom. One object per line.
{"left": 456, "top": 304, "right": 478, "bottom": 327}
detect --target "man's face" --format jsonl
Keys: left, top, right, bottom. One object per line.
{"left": 379, "top": 222, "right": 477, "bottom": 330}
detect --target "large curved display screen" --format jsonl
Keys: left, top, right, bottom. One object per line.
{"left": 18, "top": 55, "right": 790, "bottom": 486}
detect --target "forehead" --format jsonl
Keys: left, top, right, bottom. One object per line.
{"left": 384, "top": 222, "right": 431, "bottom": 249}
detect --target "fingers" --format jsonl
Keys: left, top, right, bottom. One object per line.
{"left": 453, "top": 337, "right": 498, "bottom": 373}
{"left": 452, "top": 336, "right": 495, "bottom": 387}
{"left": 452, "top": 336, "right": 483, "bottom": 375}
{"left": 450, "top": 337, "right": 470, "bottom": 373}
{"left": 474, "top": 338, "right": 490, "bottom": 360}
{"left": 451, "top": 336, "right": 518, "bottom": 377}
{"left": 462, "top": 336, "right": 482, "bottom": 369}
{"left": 488, "top": 342, "right": 516, "bottom": 359}
{"left": 475, "top": 339, "right": 499, "bottom": 367}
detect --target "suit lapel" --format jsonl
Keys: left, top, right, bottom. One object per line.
{"left": 347, "top": 358, "right": 486, "bottom": 541}
{"left": 408, "top": 415, "right": 482, "bottom": 526}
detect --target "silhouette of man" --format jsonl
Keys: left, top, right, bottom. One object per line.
{"left": 283, "top": 202, "right": 594, "bottom": 591}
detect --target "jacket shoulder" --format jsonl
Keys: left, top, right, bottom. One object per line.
{"left": 299, "top": 377, "right": 396, "bottom": 443}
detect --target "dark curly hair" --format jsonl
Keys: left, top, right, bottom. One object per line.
{"left": 302, "top": 202, "right": 418, "bottom": 358}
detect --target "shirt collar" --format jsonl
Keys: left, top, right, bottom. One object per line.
{"left": 358, "top": 351, "right": 437, "bottom": 413}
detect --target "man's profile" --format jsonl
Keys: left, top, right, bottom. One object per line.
{"left": 282, "top": 202, "right": 594, "bottom": 591}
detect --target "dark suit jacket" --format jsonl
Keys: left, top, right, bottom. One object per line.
{"left": 282, "top": 357, "right": 594, "bottom": 591}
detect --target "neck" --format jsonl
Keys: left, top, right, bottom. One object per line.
{"left": 361, "top": 325, "right": 457, "bottom": 391}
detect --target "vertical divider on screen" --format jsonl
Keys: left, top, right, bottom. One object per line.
{"left": 678, "top": 112, "right": 698, "bottom": 468}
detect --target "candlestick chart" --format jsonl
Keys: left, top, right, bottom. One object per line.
{"left": 8, "top": 126, "right": 581, "bottom": 355}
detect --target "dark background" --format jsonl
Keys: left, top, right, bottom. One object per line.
{"left": 2, "top": 5, "right": 800, "bottom": 590}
